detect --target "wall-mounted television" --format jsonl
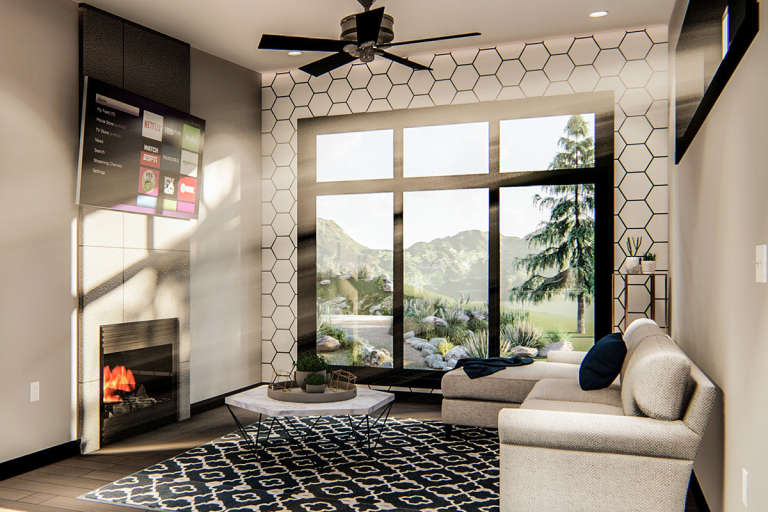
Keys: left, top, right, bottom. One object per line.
{"left": 77, "top": 77, "right": 205, "bottom": 219}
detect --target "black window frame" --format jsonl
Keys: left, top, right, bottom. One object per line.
{"left": 297, "top": 92, "right": 614, "bottom": 389}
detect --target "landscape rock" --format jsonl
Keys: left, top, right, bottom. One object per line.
{"left": 362, "top": 345, "right": 392, "bottom": 367}
{"left": 319, "top": 279, "right": 331, "bottom": 286}
{"left": 471, "top": 310, "right": 487, "bottom": 320}
{"left": 404, "top": 331, "right": 416, "bottom": 339}
{"left": 538, "top": 340, "right": 574, "bottom": 357}
{"left": 423, "top": 316, "right": 449, "bottom": 328}
{"left": 444, "top": 346, "right": 471, "bottom": 366}
{"left": 382, "top": 282, "right": 393, "bottom": 292}
{"left": 420, "top": 344, "right": 437, "bottom": 355}
{"left": 425, "top": 353, "right": 448, "bottom": 369}
{"left": 317, "top": 335, "right": 341, "bottom": 352}
{"left": 456, "top": 312, "right": 470, "bottom": 322}
{"left": 381, "top": 361, "right": 393, "bottom": 368}
{"left": 428, "top": 337, "right": 447, "bottom": 347}
{"left": 510, "top": 345, "right": 538, "bottom": 357}
{"left": 339, "top": 273, "right": 352, "bottom": 280}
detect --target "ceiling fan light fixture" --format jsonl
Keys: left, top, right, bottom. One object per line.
{"left": 589, "top": 10, "right": 609, "bottom": 18}
{"left": 288, "top": 50, "right": 303, "bottom": 56}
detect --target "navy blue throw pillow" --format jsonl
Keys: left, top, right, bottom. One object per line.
{"left": 579, "top": 333, "right": 627, "bottom": 390}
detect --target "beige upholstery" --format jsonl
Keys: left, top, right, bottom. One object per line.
{"left": 546, "top": 350, "right": 587, "bottom": 364}
{"left": 520, "top": 398, "right": 624, "bottom": 415}
{"left": 526, "top": 377, "right": 621, "bottom": 407}
{"left": 441, "top": 398, "right": 519, "bottom": 428}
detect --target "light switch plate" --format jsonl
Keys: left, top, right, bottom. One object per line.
{"left": 756, "top": 245, "right": 768, "bottom": 283}
{"left": 30, "top": 381, "right": 40, "bottom": 402}
{"left": 742, "top": 467, "right": 749, "bottom": 507}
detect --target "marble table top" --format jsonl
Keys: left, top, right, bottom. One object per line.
{"left": 225, "top": 385, "right": 394, "bottom": 417}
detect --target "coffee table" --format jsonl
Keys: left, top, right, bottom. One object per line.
{"left": 225, "top": 385, "right": 394, "bottom": 457}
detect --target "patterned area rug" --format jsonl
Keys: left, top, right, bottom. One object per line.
{"left": 80, "top": 417, "right": 500, "bottom": 512}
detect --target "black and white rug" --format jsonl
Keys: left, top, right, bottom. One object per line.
{"left": 81, "top": 417, "right": 500, "bottom": 512}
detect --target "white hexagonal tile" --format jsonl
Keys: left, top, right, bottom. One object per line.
{"left": 272, "top": 167, "right": 294, "bottom": 191}
{"left": 497, "top": 42, "right": 524, "bottom": 59}
{"left": 646, "top": 43, "right": 668, "bottom": 71}
{"left": 620, "top": 88, "right": 652, "bottom": 116}
{"left": 646, "top": 157, "right": 668, "bottom": 185}
{"left": 646, "top": 25, "right": 668, "bottom": 43}
{"left": 620, "top": 201, "right": 653, "bottom": 228}
{"left": 262, "top": 88, "right": 276, "bottom": 112}
{"left": 262, "top": 199, "right": 277, "bottom": 224}
{"left": 272, "top": 329, "right": 294, "bottom": 352}
{"left": 272, "top": 351, "right": 294, "bottom": 372}
{"left": 646, "top": 128, "right": 668, "bottom": 156}
{"left": 569, "top": 37, "right": 599, "bottom": 65}
{"left": 620, "top": 144, "right": 653, "bottom": 172}
{"left": 408, "top": 69, "right": 434, "bottom": 95}
{"left": 614, "top": 161, "right": 626, "bottom": 187}
{"left": 474, "top": 48, "right": 502, "bottom": 75}
{"left": 273, "top": 190, "right": 293, "bottom": 213}
{"left": 619, "top": 172, "right": 653, "bottom": 200}
{"left": 614, "top": 189, "right": 626, "bottom": 212}
{"left": 594, "top": 48, "right": 625, "bottom": 76}
{"left": 262, "top": 316, "right": 276, "bottom": 340}
{"left": 619, "top": 116, "right": 652, "bottom": 144}
{"left": 595, "top": 76, "right": 625, "bottom": 99}
{"left": 520, "top": 70, "right": 548, "bottom": 96}
{"left": 262, "top": 338, "right": 277, "bottom": 365}
{"left": 474, "top": 75, "right": 501, "bottom": 101}
{"left": 498, "top": 86, "right": 525, "bottom": 100}
{"left": 330, "top": 63, "right": 352, "bottom": 79}
{"left": 545, "top": 81, "right": 573, "bottom": 96}
{"left": 308, "top": 93, "right": 332, "bottom": 116}
{"left": 348, "top": 89, "right": 372, "bottom": 112}
{"left": 347, "top": 64, "right": 372, "bottom": 88}
{"left": 429, "top": 80, "right": 456, "bottom": 105}
{"left": 262, "top": 223, "right": 277, "bottom": 247}
{"left": 388, "top": 62, "right": 412, "bottom": 84}
{"left": 497, "top": 59, "right": 525, "bottom": 86}
{"left": 273, "top": 306, "right": 295, "bottom": 331}
{"left": 520, "top": 43, "right": 549, "bottom": 70}
{"left": 261, "top": 109, "right": 276, "bottom": 133}
{"left": 594, "top": 30, "right": 625, "bottom": 49}
{"left": 368, "top": 98, "right": 390, "bottom": 112}
{"left": 645, "top": 214, "right": 669, "bottom": 241}
{"left": 328, "top": 103, "right": 351, "bottom": 116}
{"left": 309, "top": 73, "right": 332, "bottom": 93}
{"left": 646, "top": 100, "right": 669, "bottom": 128}
{"left": 544, "top": 54, "right": 574, "bottom": 81}
{"left": 568, "top": 65, "right": 599, "bottom": 92}
{"left": 272, "top": 143, "right": 294, "bottom": 166}
{"left": 272, "top": 119, "right": 293, "bottom": 144}
{"left": 272, "top": 260, "right": 294, "bottom": 283}
{"left": 328, "top": 78, "right": 352, "bottom": 103}
{"left": 368, "top": 58, "right": 391, "bottom": 75}
{"left": 545, "top": 36, "right": 573, "bottom": 55}
{"left": 290, "top": 82, "right": 313, "bottom": 107}
{"left": 620, "top": 60, "right": 652, "bottom": 88}
{"left": 614, "top": 216, "right": 627, "bottom": 244}
{"left": 614, "top": 104, "right": 626, "bottom": 131}
{"left": 272, "top": 97, "right": 294, "bottom": 120}
{"left": 409, "top": 94, "right": 433, "bottom": 108}
{"left": 615, "top": 137, "right": 626, "bottom": 162}
{"left": 430, "top": 53, "right": 456, "bottom": 80}
{"left": 272, "top": 73, "right": 294, "bottom": 97}
{"left": 620, "top": 31, "right": 653, "bottom": 60}
{"left": 369, "top": 74, "right": 392, "bottom": 99}
{"left": 273, "top": 214, "right": 294, "bottom": 237}
{"left": 647, "top": 71, "right": 668, "bottom": 100}
{"left": 262, "top": 179, "right": 276, "bottom": 203}
{"left": 262, "top": 155, "right": 276, "bottom": 177}
{"left": 388, "top": 83, "right": 413, "bottom": 109}
{"left": 262, "top": 271, "right": 276, "bottom": 294}
{"left": 452, "top": 47, "right": 477, "bottom": 65}
{"left": 290, "top": 106, "right": 312, "bottom": 129}
{"left": 451, "top": 65, "right": 479, "bottom": 90}
{"left": 647, "top": 185, "right": 669, "bottom": 213}
{"left": 452, "top": 90, "right": 477, "bottom": 104}
{"left": 262, "top": 247, "right": 276, "bottom": 270}
{"left": 272, "top": 283, "right": 294, "bottom": 307}
{"left": 262, "top": 293, "right": 277, "bottom": 317}
{"left": 619, "top": 229, "right": 651, "bottom": 257}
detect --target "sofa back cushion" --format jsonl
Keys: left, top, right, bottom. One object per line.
{"left": 620, "top": 318, "right": 664, "bottom": 382}
{"left": 621, "top": 333, "right": 692, "bottom": 420}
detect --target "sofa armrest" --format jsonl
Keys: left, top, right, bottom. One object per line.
{"left": 546, "top": 350, "right": 587, "bottom": 364}
{"left": 498, "top": 408, "right": 699, "bottom": 460}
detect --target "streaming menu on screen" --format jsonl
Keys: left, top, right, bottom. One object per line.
{"left": 77, "top": 77, "right": 205, "bottom": 219}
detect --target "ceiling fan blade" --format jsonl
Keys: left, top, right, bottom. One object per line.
{"left": 300, "top": 52, "right": 357, "bottom": 77}
{"left": 356, "top": 6, "right": 385, "bottom": 45}
{"left": 378, "top": 32, "right": 482, "bottom": 48}
{"left": 259, "top": 34, "right": 348, "bottom": 53}
{"left": 377, "top": 50, "right": 431, "bottom": 71}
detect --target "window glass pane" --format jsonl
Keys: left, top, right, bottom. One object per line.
{"left": 500, "top": 114, "right": 595, "bottom": 172}
{"left": 403, "top": 189, "right": 488, "bottom": 370}
{"left": 404, "top": 122, "right": 489, "bottom": 177}
{"left": 500, "top": 185, "right": 595, "bottom": 357}
{"left": 316, "top": 193, "right": 393, "bottom": 367}
{"left": 316, "top": 129, "right": 394, "bottom": 182}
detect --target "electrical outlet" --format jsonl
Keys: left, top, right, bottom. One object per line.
{"left": 756, "top": 245, "right": 768, "bottom": 283}
{"left": 30, "top": 381, "right": 39, "bottom": 402}
{"left": 742, "top": 468, "right": 749, "bottom": 508}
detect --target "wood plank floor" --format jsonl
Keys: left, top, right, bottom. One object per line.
{"left": 0, "top": 399, "right": 702, "bottom": 511}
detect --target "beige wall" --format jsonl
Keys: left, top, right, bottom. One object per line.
{"left": 0, "top": 0, "right": 79, "bottom": 462}
{"left": 670, "top": 1, "right": 768, "bottom": 510}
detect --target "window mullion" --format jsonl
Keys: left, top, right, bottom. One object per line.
{"left": 393, "top": 127, "right": 404, "bottom": 370}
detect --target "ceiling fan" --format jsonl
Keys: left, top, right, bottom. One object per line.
{"left": 258, "top": 0, "right": 481, "bottom": 77}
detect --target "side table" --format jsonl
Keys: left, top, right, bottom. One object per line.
{"left": 612, "top": 272, "right": 669, "bottom": 333}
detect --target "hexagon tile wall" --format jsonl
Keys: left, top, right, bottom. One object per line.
{"left": 261, "top": 26, "right": 670, "bottom": 383}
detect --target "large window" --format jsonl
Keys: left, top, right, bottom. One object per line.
{"left": 299, "top": 95, "right": 613, "bottom": 386}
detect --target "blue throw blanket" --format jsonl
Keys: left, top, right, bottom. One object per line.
{"left": 455, "top": 356, "right": 534, "bottom": 379}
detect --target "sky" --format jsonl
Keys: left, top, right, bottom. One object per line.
{"left": 315, "top": 114, "right": 593, "bottom": 249}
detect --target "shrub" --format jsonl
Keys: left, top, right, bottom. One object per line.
{"left": 305, "top": 373, "right": 325, "bottom": 386}
{"left": 436, "top": 339, "right": 455, "bottom": 356}
{"left": 545, "top": 328, "right": 570, "bottom": 345}
{"left": 349, "top": 342, "right": 365, "bottom": 366}
{"left": 463, "top": 330, "right": 489, "bottom": 358}
{"left": 318, "top": 323, "right": 349, "bottom": 348}
{"left": 296, "top": 353, "right": 328, "bottom": 372}
{"left": 502, "top": 322, "right": 544, "bottom": 349}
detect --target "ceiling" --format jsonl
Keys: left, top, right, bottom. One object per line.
{"left": 76, "top": 0, "right": 675, "bottom": 73}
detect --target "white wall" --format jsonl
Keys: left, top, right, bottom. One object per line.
{"left": 0, "top": 0, "right": 79, "bottom": 462}
{"left": 670, "top": 1, "right": 768, "bottom": 510}
{"left": 189, "top": 48, "right": 261, "bottom": 403}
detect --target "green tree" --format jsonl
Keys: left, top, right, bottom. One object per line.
{"left": 510, "top": 115, "right": 595, "bottom": 333}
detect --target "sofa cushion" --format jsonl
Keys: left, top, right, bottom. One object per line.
{"left": 526, "top": 378, "right": 622, "bottom": 407}
{"left": 521, "top": 398, "right": 624, "bottom": 416}
{"left": 441, "top": 362, "right": 579, "bottom": 403}
{"left": 579, "top": 333, "right": 627, "bottom": 390}
{"left": 621, "top": 334, "right": 692, "bottom": 420}
{"left": 621, "top": 319, "right": 665, "bottom": 382}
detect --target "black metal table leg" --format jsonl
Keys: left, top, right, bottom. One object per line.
{"left": 226, "top": 405, "right": 260, "bottom": 456}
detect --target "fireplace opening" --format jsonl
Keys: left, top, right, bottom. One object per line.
{"left": 100, "top": 319, "right": 179, "bottom": 445}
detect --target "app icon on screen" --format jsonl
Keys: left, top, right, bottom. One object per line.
{"left": 180, "top": 149, "right": 198, "bottom": 177}
{"left": 162, "top": 144, "right": 181, "bottom": 172}
{"left": 140, "top": 151, "right": 160, "bottom": 168}
{"left": 162, "top": 198, "right": 177, "bottom": 211}
{"left": 182, "top": 124, "right": 201, "bottom": 152}
{"left": 163, "top": 175, "right": 177, "bottom": 195}
{"left": 138, "top": 167, "right": 159, "bottom": 196}
{"left": 137, "top": 194, "right": 158, "bottom": 208}
{"left": 178, "top": 176, "right": 197, "bottom": 203}
{"left": 163, "top": 118, "right": 183, "bottom": 147}
{"left": 142, "top": 111, "right": 164, "bottom": 141}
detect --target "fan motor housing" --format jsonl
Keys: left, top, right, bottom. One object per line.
{"left": 340, "top": 13, "right": 394, "bottom": 44}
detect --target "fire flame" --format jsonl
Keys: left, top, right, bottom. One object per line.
{"left": 103, "top": 365, "right": 136, "bottom": 403}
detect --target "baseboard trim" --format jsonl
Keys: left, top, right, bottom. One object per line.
{"left": 690, "top": 471, "right": 711, "bottom": 512}
{"left": 190, "top": 383, "right": 265, "bottom": 416}
{"left": 0, "top": 440, "right": 81, "bottom": 481}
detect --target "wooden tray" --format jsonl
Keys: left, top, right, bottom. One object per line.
{"left": 267, "top": 385, "right": 357, "bottom": 403}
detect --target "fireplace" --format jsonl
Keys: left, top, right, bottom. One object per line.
{"left": 100, "top": 319, "right": 179, "bottom": 445}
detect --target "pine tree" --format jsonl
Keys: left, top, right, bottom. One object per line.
{"left": 509, "top": 115, "right": 595, "bottom": 333}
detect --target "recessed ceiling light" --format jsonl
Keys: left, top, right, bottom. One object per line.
{"left": 288, "top": 50, "right": 303, "bottom": 56}
{"left": 589, "top": 10, "right": 609, "bottom": 18}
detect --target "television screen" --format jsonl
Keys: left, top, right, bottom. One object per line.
{"left": 77, "top": 77, "right": 205, "bottom": 219}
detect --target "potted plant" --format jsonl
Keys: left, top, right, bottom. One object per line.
{"left": 623, "top": 236, "right": 643, "bottom": 274}
{"left": 295, "top": 353, "right": 328, "bottom": 387}
{"left": 304, "top": 373, "right": 327, "bottom": 393}
{"left": 642, "top": 252, "right": 657, "bottom": 274}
